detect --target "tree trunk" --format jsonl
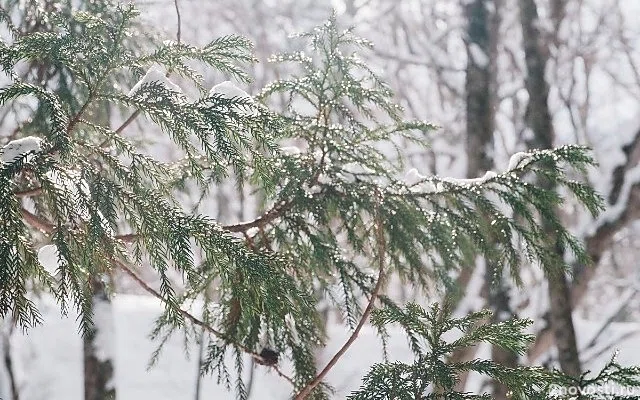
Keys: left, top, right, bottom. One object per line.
{"left": 464, "top": 1, "right": 518, "bottom": 398}
{"left": 519, "top": 0, "right": 582, "bottom": 378}
{"left": 465, "top": 0, "right": 494, "bottom": 177}
{"left": 84, "top": 277, "right": 116, "bottom": 400}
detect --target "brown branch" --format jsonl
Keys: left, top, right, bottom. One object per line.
{"left": 14, "top": 187, "right": 42, "bottom": 197}
{"left": 112, "top": 201, "right": 293, "bottom": 243}
{"left": 67, "top": 92, "right": 95, "bottom": 135}
{"left": 116, "top": 260, "right": 294, "bottom": 386}
{"left": 293, "top": 194, "right": 386, "bottom": 400}
{"left": 115, "top": 111, "right": 140, "bottom": 135}
{"left": 20, "top": 208, "right": 54, "bottom": 233}
{"left": 224, "top": 200, "right": 293, "bottom": 233}
{"left": 98, "top": 110, "right": 141, "bottom": 148}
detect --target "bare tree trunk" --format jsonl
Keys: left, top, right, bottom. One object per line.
{"left": 519, "top": 0, "right": 581, "bottom": 378}
{"left": 465, "top": 0, "right": 494, "bottom": 177}
{"left": 84, "top": 277, "right": 116, "bottom": 400}
{"left": 464, "top": 1, "right": 518, "bottom": 398}
{"left": 2, "top": 320, "right": 19, "bottom": 400}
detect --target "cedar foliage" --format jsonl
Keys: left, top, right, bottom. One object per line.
{"left": 1, "top": 3, "right": 639, "bottom": 399}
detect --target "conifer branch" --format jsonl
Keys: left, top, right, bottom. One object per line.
{"left": 116, "top": 260, "right": 295, "bottom": 386}
{"left": 294, "top": 192, "right": 386, "bottom": 400}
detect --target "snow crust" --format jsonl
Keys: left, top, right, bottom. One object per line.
{"left": 403, "top": 168, "right": 498, "bottom": 194}
{"left": 341, "top": 162, "right": 374, "bottom": 176}
{"left": 128, "top": 66, "right": 182, "bottom": 96}
{"left": 442, "top": 170, "right": 497, "bottom": 185}
{"left": 0, "top": 136, "right": 43, "bottom": 164}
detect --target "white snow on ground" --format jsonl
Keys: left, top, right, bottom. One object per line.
{"left": 128, "top": 65, "right": 182, "bottom": 96}
{"left": 4, "top": 294, "right": 639, "bottom": 400}
{"left": 0, "top": 136, "right": 43, "bottom": 164}
{"left": 4, "top": 295, "right": 412, "bottom": 399}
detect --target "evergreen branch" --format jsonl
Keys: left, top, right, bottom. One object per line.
{"left": 116, "top": 260, "right": 295, "bottom": 386}
{"left": 294, "top": 191, "right": 387, "bottom": 399}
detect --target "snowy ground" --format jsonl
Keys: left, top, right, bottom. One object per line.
{"left": 2, "top": 294, "right": 638, "bottom": 400}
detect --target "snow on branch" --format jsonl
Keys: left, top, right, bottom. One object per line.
{"left": 128, "top": 65, "right": 182, "bottom": 96}
{"left": 209, "top": 80, "right": 257, "bottom": 116}
{"left": 0, "top": 136, "right": 43, "bottom": 164}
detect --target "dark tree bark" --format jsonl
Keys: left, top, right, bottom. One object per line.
{"left": 519, "top": 0, "right": 582, "bottom": 378}
{"left": 465, "top": 0, "right": 494, "bottom": 177}
{"left": 464, "top": 1, "right": 518, "bottom": 398}
{"left": 84, "top": 277, "right": 116, "bottom": 400}
{"left": 2, "top": 321, "right": 19, "bottom": 400}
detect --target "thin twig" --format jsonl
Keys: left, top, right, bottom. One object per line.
{"left": 98, "top": 110, "right": 141, "bottom": 148}
{"left": 114, "top": 200, "right": 295, "bottom": 242}
{"left": 66, "top": 92, "right": 94, "bottom": 135}
{"left": 115, "top": 111, "right": 140, "bottom": 135}
{"left": 116, "top": 260, "right": 295, "bottom": 386}
{"left": 293, "top": 193, "right": 387, "bottom": 399}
